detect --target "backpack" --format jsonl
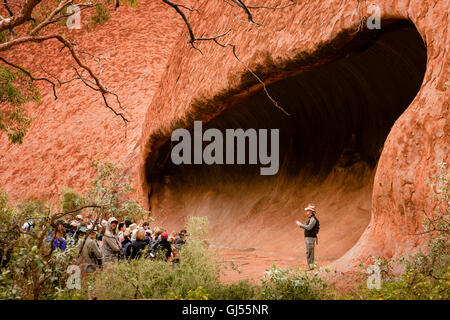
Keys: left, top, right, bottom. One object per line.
{"left": 312, "top": 216, "right": 320, "bottom": 236}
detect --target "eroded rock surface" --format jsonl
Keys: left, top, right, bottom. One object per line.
{"left": 1, "top": 0, "right": 448, "bottom": 273}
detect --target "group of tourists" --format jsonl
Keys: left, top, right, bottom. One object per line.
{"left": 38, "top": 215, "right": 188, "bottom": 273}
{"left": 14, "top": 203, "right": 319, "bottom": 274}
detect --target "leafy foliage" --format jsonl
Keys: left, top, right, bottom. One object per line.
{"left": 0, "top": 195, "right": 79, "bottom": 299}
{"left": 86, "top": 0, "right": 140, "bottom": 31}
{"left": 260, "top": 264, "right": 329, "bottom": 300}
{"left": 87, "top": 2, "right": 111, "bottom": 31}
{"left": 85, "top": 162, "right": 150, "bottom": 222}
{"left": 0, "top": 65, "right": 38, "bottom": 143}
{"left": 60, "top": 188, "right": 85, "bottom": 213}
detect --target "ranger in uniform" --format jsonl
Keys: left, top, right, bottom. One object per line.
{"left": 296, "top": 204, "right": 320, "bottom": 270}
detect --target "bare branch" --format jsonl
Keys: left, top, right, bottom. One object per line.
{"left": 224, "top": 0, "right": 295, "bottom": 25}
{"left": 164, "top": 0, "right": 291, "bottom": 115}
{"left": 31, "top": 3, "right": 94, "bottom": 30}
{"left": 213, "top": 38, "right": 290, "bottom": 116}
{"left": 193, "top": 29, "right": 232, "bottom": 42}
{"left": 229, "top": 0, "right": 262, "bottom": 26}
{"left": 3, "top": 0, "right": 14, "bottom": 17}
{"left": 0, "top": 33, "right": 130, "bottom": 123}
{"left": 40, "top": 64, "right": 79, "bottom": 85}
{"left": 163, "top": 0, "right": 230, "bottom": 50}
{"left": 29, "top": 0, "right": 73, "bottom": 36}
{"left": 163, "top": 0, "right": 196, "bottom": 43}
{"left": 51, "top": 204, "right": 103, "bottom": 220}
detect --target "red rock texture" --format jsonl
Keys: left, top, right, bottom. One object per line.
{"left": 0, "top": 1, "right": 182, "bottom": 202}
{"left": 1, "top": 0, "right": 449, "bottom": 275}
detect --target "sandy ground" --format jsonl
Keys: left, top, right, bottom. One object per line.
{"left": 217, "top": 248, "right": 334, "bottom": 283}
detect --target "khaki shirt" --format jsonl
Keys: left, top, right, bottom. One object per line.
{"left": 299, "top": 216, "right": 316, "bottom": 231}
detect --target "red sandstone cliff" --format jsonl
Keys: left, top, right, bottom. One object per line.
{"left": 1, "top": 0, "right": 449, "bottom": 273}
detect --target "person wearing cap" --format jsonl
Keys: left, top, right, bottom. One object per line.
{"left": 102, "top": 217, "right": 122, "bottom": 263}
{"left": 79, "top": 225, "right": 102, "bottom": 273}
{"left": 73, "top": 222, "right": 90, "bottom": 242}
{"left": 77, "top": 225, "right": 87, "bottom": 239}
{"left": 151, "top": 232, "right": 172, "bottom": 261}
{"left": 296, "top": 204, "right": 320, "bottom": 270}
{"left": 174, "top": 230, "right": 187, "bottom": 244}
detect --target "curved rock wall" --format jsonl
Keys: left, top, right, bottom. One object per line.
{"left": 0, "top": 0, "right": 448, "bottom": 272}
{"left": 139, "top": 0, "right": 449, "bottom": 271}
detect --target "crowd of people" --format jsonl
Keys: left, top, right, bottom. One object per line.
{"left": 25, "top": 215, "right": 189, "bottom": 273}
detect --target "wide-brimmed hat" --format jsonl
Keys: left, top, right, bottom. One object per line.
{"left": 70, "top": 221, "right": 80, "bottom": 227}
{"left": 304, "top": 204, "right": 316, "bottom": 212}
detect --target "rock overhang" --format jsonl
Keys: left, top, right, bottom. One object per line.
{"left": 137, "top": 0, "right": 449, "bottom": 271}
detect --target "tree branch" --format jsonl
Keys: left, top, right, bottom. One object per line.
{"left": 0, "top": 0, "right": 41, "bottom": 32}
{"left": 0, "top": 56, "right": 58, "bottom": 99}
{"left": 213, "top": 37, "right": 290, "bottom": 116}
{"left": 0, "top": 33, "right": 130, "bottom": 123}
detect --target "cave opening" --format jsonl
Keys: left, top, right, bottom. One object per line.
{"left": 146, "top": 20, "right": 427, "bottom": 263}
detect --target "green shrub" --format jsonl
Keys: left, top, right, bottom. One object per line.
{"left": 60, "top": 188, "right": 85, "bottom": 213}
{"left": 260, "top": 264, "right": 328, "bottom": 300}
{"left": 167, "top": 286, "right": 211, "bottom": 300}
{"left": 355, "top": 162, "right": 449, "bottom": 300}
{"left": 0, "top": 196, "right": 80, "bottom": 299}
{"left": 210, "top": 280, "right": 262, "bottom": 300}
{"left": 87, "top": 3, "right": 111, "bottom": 31}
